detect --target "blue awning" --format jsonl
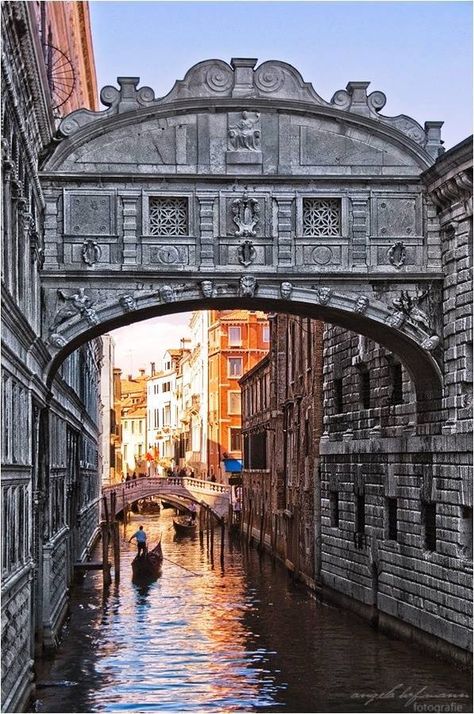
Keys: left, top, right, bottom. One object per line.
{"left": 223, "top": 459, "right": 243, "bottom": 473}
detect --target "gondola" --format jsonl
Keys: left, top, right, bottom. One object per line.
{"left": 131, "top": 538, "right": 163, "bottom": 580}
{"left": 139, "top": 498, "right": 161, "bottom": 514}
{"left": 173, "top": 516, "right": 197, "bottom": 536}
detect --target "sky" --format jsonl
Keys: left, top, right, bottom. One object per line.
{"left": 89, "top": 0, "right": 473, "bottom": 373}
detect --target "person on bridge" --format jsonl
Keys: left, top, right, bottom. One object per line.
{"left": 129, "top": 525, "right": 147, "bottom": 557}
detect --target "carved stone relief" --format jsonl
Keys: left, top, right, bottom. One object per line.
{"left": 50, "top": 288, "right": 98, "bottom": 331}
{"left": 200, "top": 280, "right": 217, "bottom": 298}
{"left": 239, "top": 275, "right": 258, "bottom": 297}
{"left": 119, "top": 295, "right": 137, "bottom": 312}
{"left": 388, "top": 241, "right": 407, "bottom": 269}
{"left": 238, "top": 240, "right": 257, "bottom": 267}
{"left": 280, "top": 281, "right": 293, "bottom": 300}
{"left": 81, "top": 240, "right": 102, "bottom": 266}
{"left": 228, "top": 111, "right": 261, "bottom": 151}
{"left": 232, "top": 193, "right": 260, "bottom": 237}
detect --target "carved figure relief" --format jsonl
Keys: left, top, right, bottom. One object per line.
{"left": 238, "top": 240, "right": 257, "bottom": 267}
{"left": 280, "top": 281, "right": 293, "bottom": 300}
{"left": 119, "top": 295, "right": 137, "bottom": 312}
{"left": 388, "top": 241, "right": 407, "bottom": 269}
{"left": 385, "top": 311, "right": 405, "bottom": 329}
{"left": 81, "top": 240, "right": 102, "bottom": 266}
{"left": 392, "top": 290, "right": 430, "bottom": 332}
{"left": 239, "top": 275, "right": 258, "bottom": 298}
{"left": 51, "top": 288, "right": 97, "bottom": 331}
{"left": 228, "top": 111, "right": 261, "bottom": 151}
{"left": 232, "top": 193, "right": 260, "bottom": 238}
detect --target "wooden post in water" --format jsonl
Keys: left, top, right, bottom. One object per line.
{"left": 220, "top": 518, "right": 225, "bottom": 568}
{"left": 210, "top": 512, "right": 215, "bottom": 560}
{"left": 113, "top": 520, "right": 120, "bottom": 583}
{"left": 101, "top": 521, "right": 111, "bottom": 587}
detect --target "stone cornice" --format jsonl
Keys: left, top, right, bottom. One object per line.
{"left": 422, "top": 136, "right": 473, "bottom": 212}
{"left": 45, "top": 94, "right": 435, "bottom": 171}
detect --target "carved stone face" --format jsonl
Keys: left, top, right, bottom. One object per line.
{"left": 239, "top": 275, "right": 257, "bottom": 296}
{"left": 200, "top": 280, "right": 214, "bottom": 298}
{"left": 355, "top": 295, "right": 369, "bottom": 313}
{"left": 160, "top": 285, "right": 175, "bottom": 303}
{"left": 120, "top": 295, "right": 135, "bottom": 311}
{"left": 280, "top": 282, "right": 293, "bottom": 300}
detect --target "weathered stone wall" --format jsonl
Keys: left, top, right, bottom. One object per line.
{"left": 1, "top": 3, "right": 101, "bottom": 710}
{"left": 320, "top": 138, "right": 473, "bottom": 661}
{"left": 241, "top": 315, "right": 324, "bottom": 585}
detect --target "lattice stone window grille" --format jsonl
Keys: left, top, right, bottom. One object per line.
{"left": 302, "top": 198, "right": 341, "bottom": 237}
{"left": 149, "top": 197, "right": 188, "bottom": 236}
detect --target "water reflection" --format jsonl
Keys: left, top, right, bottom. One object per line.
{"left": 33, "top": 510, "right": 472, "bottom": 713}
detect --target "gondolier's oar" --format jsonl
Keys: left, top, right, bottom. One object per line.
{"left": 161, "top": 556, "right": 203, "bottom": 577}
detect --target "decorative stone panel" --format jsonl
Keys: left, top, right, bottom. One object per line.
{"left": 142, "top": 191, "right": 194, "bottom": 237}
{"left": 63, "top": 190, "right": 116, "bottom": 237}
{"left": 371, "top": 195, "right": 421, "bottom": 238}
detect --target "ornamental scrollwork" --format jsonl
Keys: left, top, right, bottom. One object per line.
{"left": 232, "top": 193, "right": 260, "bottom": 238}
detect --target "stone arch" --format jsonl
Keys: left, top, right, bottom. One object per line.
{"left": 43, "top": 284, "right": 442, "bottom": 408}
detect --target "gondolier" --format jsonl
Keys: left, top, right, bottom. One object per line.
{"left": 129, "top": 525, "right": 147, "bottom": 556}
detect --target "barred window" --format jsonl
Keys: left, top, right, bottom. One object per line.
{"left": 303, "top": 198, "right": 341, "bottom": 236}
{"left": 149, "top": 197, "right": 188, "bottom": 236}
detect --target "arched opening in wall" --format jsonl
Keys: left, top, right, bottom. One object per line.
{"left": 41, "top": 298, "right": 443, "bottom": 598}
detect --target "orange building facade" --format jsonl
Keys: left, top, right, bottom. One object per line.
{"left": 31, "top": 1, "right": 98, "bottom": 115}
{"left": 208, "top": 310, "right": 269, "bottom": 481}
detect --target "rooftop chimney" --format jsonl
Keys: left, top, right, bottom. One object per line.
{"left": 150, "top": 361, "right": 156, "bottom": 376}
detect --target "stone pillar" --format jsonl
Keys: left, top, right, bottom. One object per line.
{"left": 351, "top": 196, "right": 368, "bottom": 266}
{"left": 197, "top": 194, "right": 216, "bottom": 268}
{"left": 121, "top": 193, "right": 140, "bottom": 265}
{"left": 275, "top": 195, "right": 294, "bottom": 266}
{"left": 43, "top": 194, "right": 60, "bottom": 269}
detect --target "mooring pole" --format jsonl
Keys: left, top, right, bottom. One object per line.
{"left": 113, "top": 520, "right": 120, "bottom": 583}
{"left": 101, "top": 521, "right": 111, "bottom": 587}
{"left": 220, "top": 517, "right": 225, "bottom": 569}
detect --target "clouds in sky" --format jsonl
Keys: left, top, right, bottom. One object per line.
{"left": 110, "top": 313, "right": 193, "bottom": 375}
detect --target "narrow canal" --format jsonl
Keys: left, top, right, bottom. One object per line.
{"left": 33, "top": 510, "right": 471, "bottom": 713}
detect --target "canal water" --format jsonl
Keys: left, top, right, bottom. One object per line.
{"left": 33, "top": 510, "right": 472, "bottom": 713}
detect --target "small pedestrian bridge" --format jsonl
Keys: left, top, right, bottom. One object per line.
{"left": 102, "top": 476, "right": 231, "bottom": 520}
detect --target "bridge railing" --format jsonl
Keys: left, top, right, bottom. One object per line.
{"left": 102, "top": 476, "right": 230, "bottom": 497}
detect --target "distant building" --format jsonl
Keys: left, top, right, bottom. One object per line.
{"left": 177, "top": 314, "right": 209, "bottom": 477}
{"left": 120, "top": 370, "right": 148, "bottom": 476}
{"left": 208, "top": 310, "right": 269, "bottom": 482}
{"left": 147, "top": 350, "right": 187, "bottom": 475}
{"left": 99, "top": 335, "right": 117, "bottom": 485}
{"left": 240, "top": 315, "right": 324, "bottom": 586}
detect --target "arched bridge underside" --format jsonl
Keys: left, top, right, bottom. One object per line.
{"left": 103, "top": 477, "right": 230, "bottom": 520}
{"left": 39, "top": 58, "right": 446, "bottom": 406}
